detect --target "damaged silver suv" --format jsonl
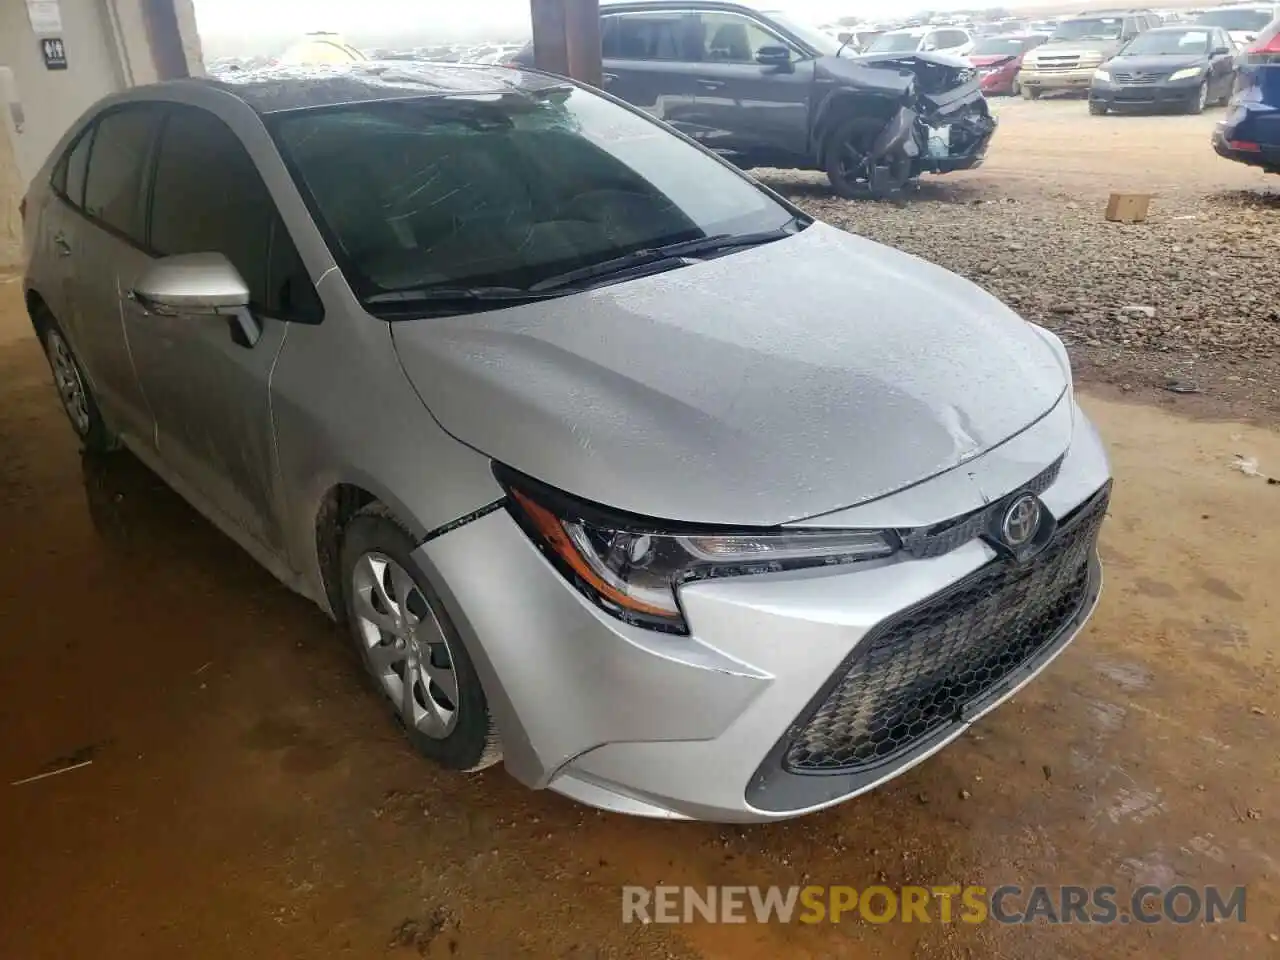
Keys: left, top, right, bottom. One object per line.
{"left": 510, "top": 0, "right": 997, "bottom": 198}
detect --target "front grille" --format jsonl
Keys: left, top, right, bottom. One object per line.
{"left": 784, "top": 486, "right": 1109, "bottom": 775}
{"left": 1031, "top": 56, "right": 1084, "bottom": 72}
{"left": 1113, "top": 72, "right": 1161, "bottom": 84}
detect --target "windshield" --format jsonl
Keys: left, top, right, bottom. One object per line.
{"left": 762, "top": 12, "right": 844, "bottom": 55}
{"left": 867, "top": 31, "right": 923, "bottom": 53}
{"left": 1052, "top": 17, "right": 1124, "bottom": 41}
{"left": 1195, "top": 8, "right": 1273, "bottom": 31}
{"left": 972, "top": 36, "right": 1032, "bottom": 55}
{"left": 1121, "top": 29, "right": 1211, "bottom": 54}
{"left": 271, "top": 86, "right": 795, "bottom": 311}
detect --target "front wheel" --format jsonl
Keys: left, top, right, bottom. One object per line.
{"left": 340, "top": 506, "right": 501, "bottom": 772}
{"left": 1089, "top": 101, "right": 1108, "bottom": 116}
{"left": 824, "top": 119, "right": 911, "bottom": 200}
{"left": 1185, "top": 80, "right": 1208, "bottom": 115}
{"left": 1022, "top": 85, "right": 1042, "bottom": 100}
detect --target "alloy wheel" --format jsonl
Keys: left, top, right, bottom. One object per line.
{"left": 350, "top": 552, "right": 459, "bottom": 738}
{"left": 45, "top": 331, "right": 90, "bottom": 436}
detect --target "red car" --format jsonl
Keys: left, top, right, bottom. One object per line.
{"left": 970, "top": 33, "right": 1050, "bottom": 96}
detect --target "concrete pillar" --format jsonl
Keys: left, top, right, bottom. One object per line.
{"left": 530, "top": 0, "right": 601, "bottom": 86}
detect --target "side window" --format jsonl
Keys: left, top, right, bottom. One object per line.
{"left": 149, "top": 106, "right": 320, "bottom": 321}
{"left": 699, "top": 12, "right": 788, "bottom": 63}
{"left": 604, "top": 12, "right": 701, "bottom": 61}
{"left": 83, "top": 107, "right": 159, "bottom": 242}
{"left": 63, "top": 128, "right": 94, "bottom": 207}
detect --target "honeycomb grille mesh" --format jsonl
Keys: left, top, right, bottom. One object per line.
{"left": 784, "top": 488, "right": 1109, "bottom": 774}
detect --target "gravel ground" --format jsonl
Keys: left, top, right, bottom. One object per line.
{"left": 756, "top": 100, "right": 1280, "bottom": 422}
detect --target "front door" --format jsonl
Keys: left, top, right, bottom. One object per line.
{"left": 119, "top": 105, "right": 317, "bottom": 554}
{"left": 685, "top": 10, "right": 814, "bottom": 162}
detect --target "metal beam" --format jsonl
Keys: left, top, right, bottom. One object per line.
{"left": 530, "top": 0, "right": 601, "bottom": 85}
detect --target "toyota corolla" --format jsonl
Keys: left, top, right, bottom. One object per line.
{"left": 21, "top": 62, "right": 1111, "bottom": 822}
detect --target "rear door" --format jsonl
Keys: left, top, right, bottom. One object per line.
{"left": 70, "top": 104, "right": 165, "bottom": 446}
{"left": 599, "top": 9, "right": 706, "bottom": 136}
{"left": 121, "top": 104, "right": 322, "bottom": 553}
{"left": 685, "top": 9, "right": 814, "bottom": 161}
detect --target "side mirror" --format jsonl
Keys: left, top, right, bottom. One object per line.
{"left": 755, "top": 45, "right": 793, "bottom": 68}
{"left": 131, "top": 253, "right": 262, "bottom": 347}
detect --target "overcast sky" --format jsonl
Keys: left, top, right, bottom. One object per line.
{"left": 192, "top": 0, "right": 1042, "bottom": 50}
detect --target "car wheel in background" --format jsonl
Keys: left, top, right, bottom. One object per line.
{"left": 340, "top": 505, "right": 502, "bottom": 773}
{"left": 1089, "top": 101, "right": 1108, "bottom": 116}
{"left": 1022, "top": 85, "right": 1042, "bottom": 100}
{"left": 1186, "top": 80, "right": 1209, "bottom": 115}
{"left": 39, "top": 320, "right": 117, "bottom": 454}
{"left": 825, "top": 118, "right": 911, "bottom": 200}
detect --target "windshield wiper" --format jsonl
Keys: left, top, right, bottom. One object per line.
{"left": 529, "top": 219, "right": 807, "bottom": 293}
{"left": 365, "top": 285, "right": 560, "bottom": 306}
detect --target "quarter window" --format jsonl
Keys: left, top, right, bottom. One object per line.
{"left": 83, "top": 107, "right": 160, "bottom": 242}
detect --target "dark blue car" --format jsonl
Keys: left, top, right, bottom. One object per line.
{"left": 1214, "top": 17, "right": 1280, "bottom": 173}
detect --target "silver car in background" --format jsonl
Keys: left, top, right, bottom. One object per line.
{"left": 21, "top": 63, "right": 1110, "bottom": 822}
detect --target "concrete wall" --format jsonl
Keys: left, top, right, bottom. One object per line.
{"left": 0, "top": 0, "right": 203, "bottom": 266}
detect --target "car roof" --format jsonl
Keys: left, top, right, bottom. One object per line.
{"left": 193, "top": 61, "right": 568, "bottom": 115}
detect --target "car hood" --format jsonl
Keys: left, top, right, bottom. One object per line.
{"left": 1107, "top": 53, "right": 1208, "bottom": 72}
{"left": 971, "top": 53, "right": 1020, "bottom": 67}
{"left": 1031, "top": 39, "right": 1120, "bottom": 57}
{"left": 390, "top": 223, "right": 1068, "bottom": 526}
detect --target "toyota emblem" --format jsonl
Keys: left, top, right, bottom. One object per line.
{"left": 1001, "top": 495, "right": 1042, "bottom": 548}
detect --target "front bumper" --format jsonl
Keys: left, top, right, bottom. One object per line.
{"left": 1091, "top": 76, "right": 1205, "bottom": 109}
{"left": 1020, "top": 67, "right": 1101, "bottom": 91}
{"left": 419, "top": 397, "right": 1111, "bottom": 822}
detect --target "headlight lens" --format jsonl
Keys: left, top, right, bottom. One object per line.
{"left": 1169, "top": 67, "right": 1204, "bottom": 81}
{"left": 499, "top": 469, "right": 897, "bottom": 634}
{"left": 1094, "top": 69, "right": 1111, "bottom": 82}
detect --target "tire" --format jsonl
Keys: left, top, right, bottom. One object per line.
{"left": 824, "top": 118, "right": 910, "bottom": 201}
{"left": 39, "top": 317, "right": 118, "bottom": 453}
{"left": 340, "top": 505, "right": 501, "bottom": 773}
{"left": 1022, "top": 85, "right": 1041, "bottom": 100}
{"left": 1185, "top": 81, "right": 1208, "bottom": 115}
{"left": 1089, "top": 101, "right": 1108, "bottom": 116}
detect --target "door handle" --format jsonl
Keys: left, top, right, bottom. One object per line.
{"left": 53, "top": 233, "right": 71, "bottom": 257}
{"left": 697, "top": 79, "right": 726, "bottom": 91}
{"left": 601, "top": 72, "right": 618, "bottom": 86}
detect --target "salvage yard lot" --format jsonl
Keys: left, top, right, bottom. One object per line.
{"left": 1, "top": 98, "right": 1278, "bottom": 960}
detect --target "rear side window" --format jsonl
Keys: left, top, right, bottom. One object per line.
{"left": 149, "top": 106, "right": 320, "bottom": 321}
{"left": 602, "top": 12, "right": 701, "bottom": 60}
{"left": 83, "top": 107, "right": 159, "bottom": 242}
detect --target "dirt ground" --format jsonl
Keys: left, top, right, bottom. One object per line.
{"left": 2, "top": 101, "right": 1279, "bottom": 959}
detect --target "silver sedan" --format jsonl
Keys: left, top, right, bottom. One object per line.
{"left": 20, "top": 62, "right": 1110, "bottom": 822}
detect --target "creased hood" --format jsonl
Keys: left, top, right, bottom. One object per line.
{"left": 391, "top": 223, "right": 1068, "bottom": 526}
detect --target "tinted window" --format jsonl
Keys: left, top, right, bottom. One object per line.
{"left": 63, "top": 129, "right": 94, "bottom": 207}
{"left": 83, "top": 107, "right": 158, "bottom": 241}
{"left": 602, "top": 12, "right": 700, "bottom": 60}
{"left": 271, "top": 87, "right": 797, "bottom": 314}
{"left": 699, "top": 12, "right": 786, "bottom": 62}
{"left": 150, "top": 107, "right": 319, "bottom": 320}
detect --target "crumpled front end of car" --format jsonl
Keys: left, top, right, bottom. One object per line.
{"left": 414, "top": 389, "right": 1111, "bottom": 822}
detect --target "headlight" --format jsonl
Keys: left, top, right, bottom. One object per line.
{"left": 498, "top": 468, "right": 897, "bottom": 634}
{"left": 1094, "top": 69, "right": 1111, "bottom": 82}
{"left": 1169, "top": 67, "right": 1204, "bottom": 81}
